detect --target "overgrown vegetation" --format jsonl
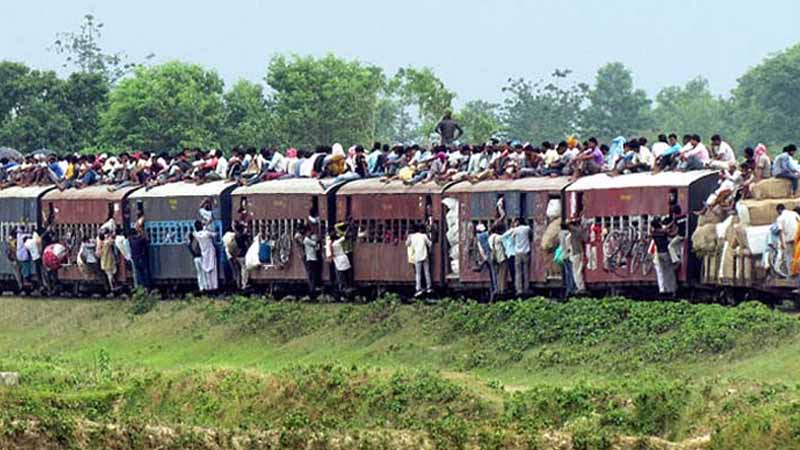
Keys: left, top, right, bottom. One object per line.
{"left": 1, "top": 295, "right": 799, "bottom": 449}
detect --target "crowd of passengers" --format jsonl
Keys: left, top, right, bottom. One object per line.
{"left": 6, "top": 108, "right": 800, "bottom": 300}
{"left": 0, "top": 112, "right": 787, "bottom": 196}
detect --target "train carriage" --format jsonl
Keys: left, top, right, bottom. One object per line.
{"left": 42, "top": 185, "right": 140, "bottom": 289}
{"left": 334, "top": 179, "right": 450, "bottom": 289}
{"left": 230, "top": 178, "right": 332, "bottom": 287}
{"left": 564, "top": 170, "right": 718, "bottom": 288}
{"left": 0, "top": 186, "right": 55, "bottom": 290}
{"left": 446, "top": 177, "right": 571, "bottom": 292}
{"left": 128, "top": 180, "right": 237, "bottom": 288}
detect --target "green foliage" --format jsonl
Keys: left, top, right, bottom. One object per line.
{"left": 266, "top": 54, "right": 385, "bottom": 148}
{"left": 126, "top": 288, "right": 158, "bottom": 316}
{"left": 100, "top": 61, "right": 226, "bottom": 151}
{"left": 0, "top": 61, "right": 109, "bottom": 152}
{"left": 221, "top": 80, "right": 275, "bottom": 149}
{"left": 440, "top": 298, "right": 798, "bottom": 369}
{"left": 502, "top": 69, "right": 588, "bottom": 142}
{"left": 457, "top": 100, "right": 503, "bottom": 144}
{"left": 652, "top": 77, "right": 734, "bottom": 147}
{"left": 51, "top": 14, "right": 151, "bottom": 83}
{"left": 732, "top": 42, "right": 800, "bottom": 148}
{"left": 1, "top": 296, "right": 800, "bottom": 448}
{"left": 582, "top": 62, "right": 652, "bottom": 141}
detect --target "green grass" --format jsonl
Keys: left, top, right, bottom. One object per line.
{"left": 1, "top": 294, "right": 800, "bottom": 449}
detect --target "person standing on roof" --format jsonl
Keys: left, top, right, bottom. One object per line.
{"left": 772, "top": 145, "right": 800, "bottom": 196}
{"left": 435, "top": 111, "right": 463, "bottom": 146}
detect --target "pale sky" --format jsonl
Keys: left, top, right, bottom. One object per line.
{"left": 2, "top": 0, "right": 799, "bottom": 105}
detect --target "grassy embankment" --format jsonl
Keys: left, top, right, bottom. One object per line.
{"left": 1, "top": 293, "right": 800, "bottom": 449}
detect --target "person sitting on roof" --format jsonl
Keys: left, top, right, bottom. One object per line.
{"left": 366, "top": 142, "right": 386, "bottom": 177}
{"left": 651, "top": 134, "right": 670, "bottom": 160}
{"left": 319, "top": 145, "right": 367, "bottom": 190}
{"left": 107, "top": 153, "right": 137, "bottom": 192}
{"left": 707, "top": 134, "right": 736, "bottom": 171}
{"left": 637, "top": 137, "right": 654, "bottom": 168}
{"left": 745, "top": 144, "right": 772, "bottom": 181}
{"left": 225, "top": 148, "right": 245, "bottom": 182}
{"left": 694, "top": 164, "right": 744, "bottom": 216}
{"left": 73, "top": 155, "right": 100, "bottom": 189}
{"left": 604, "top": 136, "right": 625, "bottom": 171}
{"left": 677, "top": 134, "right": 709, "bottom": 171}
{"left": 611, "top": 140, "right": 651, "bottom": 176}
{"left": 192, "top": 150, "right": 220, "bottom": 184}
{"left": 653, "top": 134, "right": 683, "bottom": 173}
{"left": 569, "top": 137, "right": 604, "bottom": 180}
{"left": 537, "top": 141, "right": 569, "bottom": 177}
{"left": 380, "top": 146, "right": 414, "bottom": 184}
{"left": 518, "top": 144, "right": 543, "bottom": 178}
{"left": 407, "top": 150, "right": 448, "bottom": 186}
{"left": 773, "top": 144, "right": 800, "bottom": 196}
{"left": 146, "top": 150, "right": 193, "bottom": 190}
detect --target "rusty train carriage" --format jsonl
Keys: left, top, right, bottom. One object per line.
{"left": 231, "top": 178, "right": 332, "bottom": 285}
{"left": 0, "top": 186, "right": 55, "bottom": 287}
{"left": 127, "top": 181, "right": 237, "bottom": 286}
{"left": 42, "top": 185, "right": 141, "bottom": 285}
{"left": 334, "top": 179, "right": 451, "bottom": 287}
{"left": 447, "top": 177, "right": 572, "bottom": 290}
{"left": 564, "top": 170, "right": 718, "bottom": 287}
{"left": 0, "top": 169, "right": 735, "bottom": 297}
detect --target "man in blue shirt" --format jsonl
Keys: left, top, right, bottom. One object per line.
{"left": 46, "top": 155, "right": 65, "bottom": 190}
{"left": 772, "top": 145, "right": 800, "bottom": 195}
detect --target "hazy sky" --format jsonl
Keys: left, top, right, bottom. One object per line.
{"left": 2, "top": 0, "right": 798, "bottom": 105}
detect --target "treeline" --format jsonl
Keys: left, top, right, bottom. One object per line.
{"left": 1, "top": 15, "right": 798, "bottom": 153}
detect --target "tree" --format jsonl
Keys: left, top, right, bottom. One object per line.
{"left": 0, "top": 62, "right": 82, "bottom": 152}
{"left": 100, "top": 61, "right": 225, "bottom": 151}
{"left": 582, "top": 63, "right": 652, "bottom": 141}
{"left": 376, "top": 67, "right": 455, "bottom": 144}
{"left": 732, "top": 43, "right": 800, "bottom": 147}
{"left": 61, "top": 72, "right": 110, "bottom": 149}
{"left": 457, "top": 100, "right": 502, "bottom": 144}
{"left": 221, "top": 80, "right": 275, "bottom": 149}
{"left": 52, "top": 14, "right": 152, "bottom": 83}
{"left": 652, "top": 77, "right": 733, "bottom": 145}
{"left": 502, "top": 69, "right": 588, "bottom": 142}
{"left": 266, "top": 54, "right": 385, "bottom": 148}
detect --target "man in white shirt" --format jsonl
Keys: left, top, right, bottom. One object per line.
{"left": 707, "top": 135, "right": 736, "bottom": 171}
{"left": 651, "top": 135, "right": 670, "bottom": 159}
{"left": 776, "top": 203, "right": 800, "bottom": 278}
{"left": 637, "top": 137, "right": 654, "bottom": 168}
{"left": 406, "top": 223, "right": 432, "bottom": 297}
{"left": 679, "top": 134, "right": 709, "bottom": 171}
{"left": 695, "top": 165, "right": 744, "bottom": 215}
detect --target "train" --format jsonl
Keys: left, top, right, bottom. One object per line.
{"left": 0, "top": 170, "right": 792, "bottom": 302}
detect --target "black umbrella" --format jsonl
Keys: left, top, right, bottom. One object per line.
{"left": 0, "top": 147, "right": 22, "bottom": 161}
